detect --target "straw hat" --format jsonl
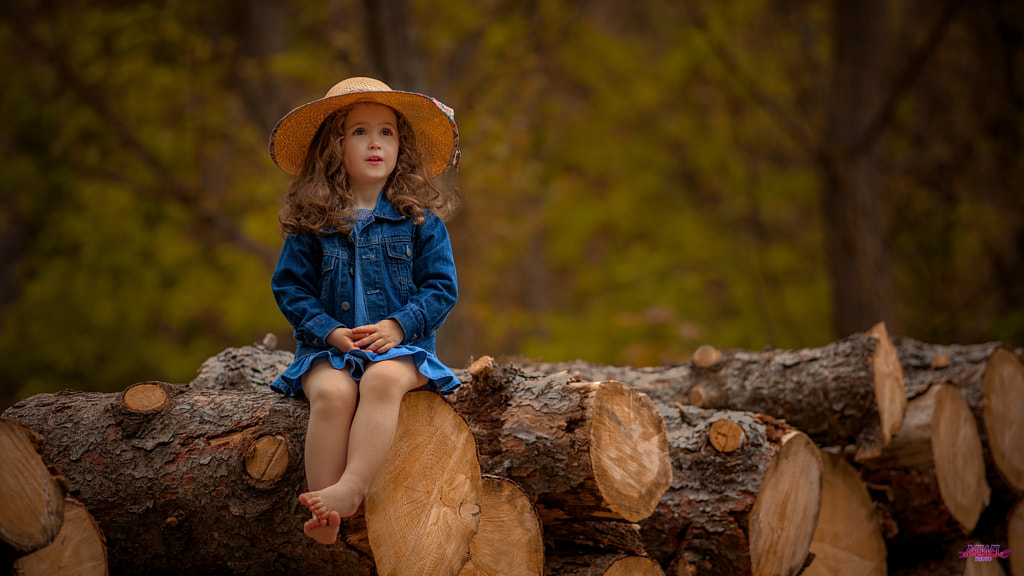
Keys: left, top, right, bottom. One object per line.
{"left": 269, "top": 77, "right": 459, "bottom": 177}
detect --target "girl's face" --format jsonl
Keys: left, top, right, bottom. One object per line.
{"left": 341, "top": 103, "right": 400, "bottom": 195}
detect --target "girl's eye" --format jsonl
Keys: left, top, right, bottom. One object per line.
{"left": 382, "top": 129, "right": 393, "bottom": 136}
{"left": 352, "top": 128, "right": 365, "bottom": 136}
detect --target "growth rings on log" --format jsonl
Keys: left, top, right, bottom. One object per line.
{"left": 242, "top": 435, "right": 290, "bottom": 488}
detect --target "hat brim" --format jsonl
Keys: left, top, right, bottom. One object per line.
{"left": 269, "top": 89, "right": 458, "bottom": 177}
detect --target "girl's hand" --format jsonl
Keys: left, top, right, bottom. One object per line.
{"left": 352, "top": 319, "right": 405, "bottom": 354}
{"left": 325, "top": 327, "right": 358, "bottom": 352}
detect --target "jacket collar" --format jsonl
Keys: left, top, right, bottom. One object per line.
{"left": 372, "top": 190, "right": 406, "bottom": 221}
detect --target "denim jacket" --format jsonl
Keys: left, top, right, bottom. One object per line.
{"left": 271, "top": 193, "right": 458, "bottom": 360}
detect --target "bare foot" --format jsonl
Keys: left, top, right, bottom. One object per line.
{"left": 299, "top": 477, "right": 366, "bottom": 519}
{"left": 303, "top": 510, "right": 341, "bottom": 545}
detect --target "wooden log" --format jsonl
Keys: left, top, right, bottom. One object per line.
{"left": 450, "top": 357, "right": 672, "bottom": 523}
{"left": 803, "top": 450, "right": 886, "bottom": 576}
{"left": 894, "top": 338, "right": 1024, "bottom": 494}
{"left": 12, "top": 498, "right": 108, "bottom": 576}
{"left": 639, "top": 404, "right": 822, "bottom": 576}
{"left": 2, "top": 384, "right": 481, "bottom": 576}
{"left": 0, "top": 418, "right": 65, "bottom": 564}
{"left": 1010, "top": 500, "right": 1023, "bottom": 576}
{"left": 459, "top": 476, "right": 544, "bottom": 576}
{"left": 859, "top": 383, "right": 991, "bottom": 535}
{"left": 524, "top": 322, "right": 906, "bottom": 460}
{"left": 546, "top": 553, "right": 666, "bottom": 576}
{"left": 190, "top": 335, "right": 292, "bottom": 392}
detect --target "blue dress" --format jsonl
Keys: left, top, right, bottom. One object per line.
{"left": 271, "top": 206, "right": 459, "bottom": 396}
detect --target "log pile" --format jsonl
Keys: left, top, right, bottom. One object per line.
{"left": 1, "top": 323, "right": 1022, "bottom": 576}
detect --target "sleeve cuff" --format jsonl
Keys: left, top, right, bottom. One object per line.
{"left": 304, "top": 313, "right": 344, "bottom": 348}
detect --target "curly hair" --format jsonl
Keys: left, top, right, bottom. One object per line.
{"left": 278, "top": 104, "right": 459, "bottom": 236}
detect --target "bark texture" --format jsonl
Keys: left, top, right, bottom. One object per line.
{"left": 2, "top": 384, "right": 481, "bottom": 576}
{"left": 526, "top": 323, "right": 906, "bottom": 459}
{"left": 638, "top": 404, "right": 822, "bottom": 576}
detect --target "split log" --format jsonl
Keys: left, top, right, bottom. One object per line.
{"left": 546, "top": 553, "right": 666, "bottom": 576}
{"left": 459, "top": 476, "right": 544, "bottom": 576}
{"left": 525, "top": 322, "right": 906, "bottom": 460}
{"left": 803, "top": 450, "right": 886, "bottom": 576}
{"left": 859, "top": 383, "right": 990, "bottom": 535}
{"left": 0, "top": 418, "right": 65, "bottom": 564}
{"left": 2, "top": 383, "right": 481, "bottom": 576}
{"left": 894, "top": 338, "right": 1024, "bottom": 494}
{"left": 1010, "top": 500, "right": 1023, "bottom": 576}
{"left": 450, "top": 357, "right": 672, "bottom": 523}
{"left": 639, "top": 404, "right": 822, "bottom": 576}
{"left": 12, "top": 498, "right": 108, "bottom": 576}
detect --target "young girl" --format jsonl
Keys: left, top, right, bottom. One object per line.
{"left": 267, "top": 77, "right": 461, "bottom": 545}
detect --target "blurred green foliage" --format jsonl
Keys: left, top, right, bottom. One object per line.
{"left": 1, "top": 0, "right": 1021, "bottom": 407}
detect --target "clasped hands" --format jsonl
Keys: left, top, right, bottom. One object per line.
{"left": 326, "top": 319, "right": 405, "bottom": 354}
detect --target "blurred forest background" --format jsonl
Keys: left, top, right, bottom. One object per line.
{"left": 1, "top": 0, "right": 1022, "bottom": 409}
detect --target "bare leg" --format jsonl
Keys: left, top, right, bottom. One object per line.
{"left": 299, "top": 359, "right": 358, "bottom": 544}
{"left": 300, "top": 357, "right": 427, "bottom": 519}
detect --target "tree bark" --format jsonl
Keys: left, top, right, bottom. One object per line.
{"left": 449, "top": 356, "right": 673, "bottom": 523}
{"left": 12, "top": 498, "right": 108, "bottom": 576}
{"left": 2, "top": 384, "right": 481, "bottom": 576}
{"left": 0, "top": 418, "right": 65, "bottom": 565}
{"left": 803, "top": 450, "right": 886, "bottom": 576}
{"left": 638, "top": 404, "right": 822, "bottom": 576}
{"left": 458, "top": 476, "right": 544, "bottom": 576}
{"left": 526, "top": 323, "right": 906, "bottom": 460}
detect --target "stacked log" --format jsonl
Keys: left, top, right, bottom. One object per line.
{"left": 803, "top": 450, "right": 887, "bottom": 576}
{"left": 639, "top": 404, "right": 823, "bottom": 576}
{"left": 3, "top": 324, "right": 1022, "bottom": 576}
{"left": 12, "top": 498, "right": 108, "bottom": 576}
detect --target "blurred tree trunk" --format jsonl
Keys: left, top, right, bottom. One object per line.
{"left": 362, "top": 0, "right": 424, "bottom": 92}
{"left": 820, "top": 0, "right": 895, "bottom": 338}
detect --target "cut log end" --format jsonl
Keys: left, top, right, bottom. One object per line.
{"left": 932, "top": 384, "right": 990, "bottom": 533}
{"left": 803, "top": 451, "right": 886, "bottom": 576}
{"left": 119, "top": 382, "right": 169, "bottom": 413}
{"left": 590, "top": 381, "right": 673, "bottom": 522}
{"left": 459, "top": 476, "right": 544, "bottom": 576}
{"left": 691, "top": 345, "right": 721, "bottom": 368}
{"left": 604, "top": 556, "right": 666, "bottom": 576}
{"left": 366, "top": 391, "right": 482, "bottom": 576}
{"left": 12, "top": 499, "right": 108, "bottom": 576}
{"left": 868, "top": 322, "right": 907, "bottom": 446}
{"left": 243, "top": 434, "right": 290, "bottom": 486}
{"left": 708, "top": 418, "right": 745, "bottom": 453}
{"left": 982, "top": 349, "right": 1024, "bottom": 493}
{"left": 749, "top": 430, "right": 822, "bottom": 576}
{"left": 0, "top": 418, "right": 65, "bottom": 556}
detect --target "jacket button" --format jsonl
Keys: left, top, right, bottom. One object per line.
{"left": 406, "top": 246, "right": 412, "bottom": 257}
{"left": 341, "top": 302, "right": 351, "bottom": 311}
{"left": 349, "top": 267, "right": 354, "bottom": 276}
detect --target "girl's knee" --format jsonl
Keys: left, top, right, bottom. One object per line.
{"left": 360, "top": 360, "right": 425, "bottom": 400}
{"left": 304, "top": 368, "right": 358, "bottom": 413}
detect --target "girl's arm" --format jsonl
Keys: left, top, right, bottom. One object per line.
{"left": 388, "top": 212, "right": 458, "bottom": 346}
{"left": 271, "top": 234, "right": 346, "bottom": 350}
